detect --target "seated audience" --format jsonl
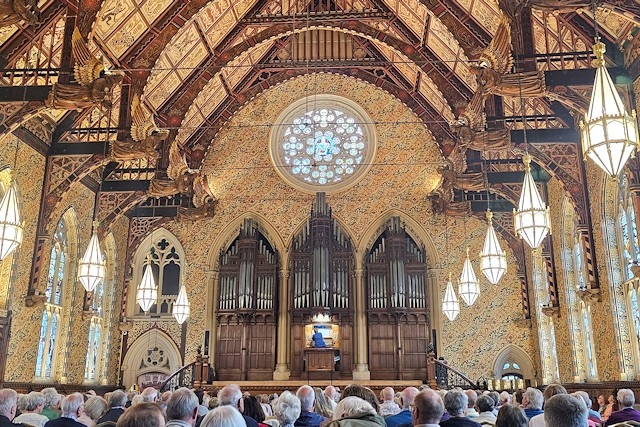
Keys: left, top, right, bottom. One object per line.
{"left": 327, "top": 397, "right": 385, "bottom": 427}
{"left": 340, "top": 386, "right": 378, "bottom": 414}
{"left": 544, "top": 394, "right": 588, "bottom": 427}
{"left": 141, "top": 389, "right": 159, "bottom": 404}
{"left": 602, "top": 395, "right": 615, "bottom": 423}
{"left": 14, "top": 391, "right": 49, "bottom": 427}
{"left": 378, "top": 387, "right": 400, "bottom": 417}
{"left": 604, "top": 388, "right": 640, "bottom": 427}
{"left": 274, "top": 392, "right": 301, "bottom": 427}
{"left": 84, "top": 397, "right": 108, "bottom": 424}
{"left": 385, "top": 387, "right": 419, "bottom": 427}
{"left": 259, "top": 396, "right": 273, "bottom": 418}
{"left": 243, "top": 396, "right": 268, "bottom": 426}
{"left": 571, "top": 391, "right": 601, "bottom": 426}
{"left": 465, "top": 391, "right": 479, "bottom": 418}
{"left": 294, "top": 386, "right": 326, "bottom": 427}
{"left": 165, "top": 388, "right": 198, "bottom": 427}
{"left": 495, "top": 404, "right": 527, "bottom": 427}
{"left": 522, "top": 388, "right": 544, "bottom": 420}
{"left": 41, "top": 389, "right": 61, "bottom": 421}
{"left": 411, "top": 389, "right": 444, "bottom": 427}
{"left": 98, "top": 390, "right": 127, "bottom": 425}
{"left": 323, "top": 388, "right": 337, "bottom": 411}
{"left": 440, "top": 390, "right": 481, "bottom": 427}
{"left": 311, "top": 388, "right": 333, "bottom": 419}
{"left": 44, "top": 393, "right": 87, "bottom": 427}
{"left": 116, "top": 402, "right": 166, "bottom": 427}
{"left": 200, "top": 406, "right": 244, "bottom": 427}
{"left": 218, "top": 385, "right": 258, "bottom": 427}
{"left": 0, "top": 388, "right": 25, "bottom": 427}
{"left": 529, "top": 384, "right": 567, "bottom": 427}
{"left": 597, "top": 395, "right": 605, "bottom": 418}
{"left": 474, "top": 395, "right": 496, "bottom": 426}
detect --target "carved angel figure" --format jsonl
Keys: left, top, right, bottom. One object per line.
{"left": 110, "top": 95, "right": 168, "bottom": 162}
{"left": 46, "top": 27, "right": 122, "bottom": 111}
{"left": 176, "top": 199, "right": 217, "bottom": 222}
{"left": 0, "top": 0, "right": 38, "bottom": 27}
{"left": 147, "top": 140, "right": 200, "bottom": 198}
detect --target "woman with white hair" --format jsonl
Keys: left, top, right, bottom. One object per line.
{"left": 200, "top": 406, "right": 245, "bottom": 427}
{"left": 273, "top": 392, "right": 300, "bottom": 427}
{"left": 13, "top": 392, "right": 48, "bottom": 427}
{"left": 328, "top": 397, "right": 386, "bottom": 427}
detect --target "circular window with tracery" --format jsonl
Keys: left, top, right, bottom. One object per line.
{"left": 270, "top": 94, "right": 377, "bottom": 193}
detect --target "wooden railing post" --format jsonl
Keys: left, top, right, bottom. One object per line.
{"left": 194, "top": 348, "right": 203, "bottom": 389}
{"left": 201, "top": 354, "right": 209, "bottom": 386}
{"left": 427, "top": 351, "right": 437, "bottom": 388}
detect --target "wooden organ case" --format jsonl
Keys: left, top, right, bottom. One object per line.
{"left": 216, "top": 219, "right": 279, "bottom": 380}
{"left": 366, "top": 217, "right": 430, "bottom": 380}
{"left": 290, "top": 193, "right": 354, "bottom": 379}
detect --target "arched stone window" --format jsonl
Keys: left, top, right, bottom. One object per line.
{"left": 35, "top": 218, "right": 68, "bottom": 379}
{"left": 128, "top": 229, "right": 185, "bottom": 317}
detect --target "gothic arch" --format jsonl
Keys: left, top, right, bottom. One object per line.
{"left": 492, "top": 344, "right": 535, "bottom": 379}
{"left": 121, "top": 328, "right": 182, "bottom": 390}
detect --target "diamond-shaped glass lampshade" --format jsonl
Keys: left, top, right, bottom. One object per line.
{"left": 0, "top": 180, "right": 23, "bottom": 261}
{"left": 514, "top": 154, "right": 551, "bottom": 249}
{"left": 78, "top": 230, "right": 105, "bottom": 292}
{"left": 137, "top": 256, "right": 157, "bottom": 312}
{"left": 173, "top": 285, "right": 190, "bottom": 324}
{"left": 581, "top": 41, "right": 639, "bottom": 177}
{"left": 442, "top": 273, "right": 459, "bottom": 321}
{"left": 480, "top": 210, "right": 507, "bottom": 285}
{"left": 459, "top": 248, "right": 480, "bottom": 306}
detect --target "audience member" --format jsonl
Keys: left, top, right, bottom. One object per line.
{"left": 259, "top": 395, "right": 273, "bottom": 418}
{"left": 572, "top": 391, "right": 601, "bottom": 425}
{"left": 378, "top": 388, "right": 400, "bottom": 417}
{"left": 597, "top": 395, "right": 605, "bottom": 417}
{"left": 328, "top": 397, "right": 385, "bottom": 427}
{"left": 13, "top": 391, "right": 48, "bottom": 427}
{"left": 141, "top": 389, "right": 159, "bottom": 404}
{"left": 243, "top": 396, "right": 268, "bottom": 426}
{"left": 41, "top": 389, "right": 61, "bottom": 421}
{"left": 603, "top": 388, "right": 640, "bottom": 427}
{"left": 544, "top": 394, "right": 587, "bottom": 427}
{"left": 522, "top": 388, "right": 544, "bottom": 420}
{"left": 324, "top": 388, "right": 338, "bottom": 411}
{"left": 464, "top": 391, "right": 478, "bottom": 418}
{"left": 165, "top": 388, "right": 198, "bottom": 427}
{"left": 116, "top": 402, "right": 165, "bottom": 427}
{"left": 294, "top": 386, "right": 326, "bottom": 427}
{"left": 411, "top": 389, "right": 444, "bottom": 427}
{"left": 98, "top": 390, "right": 127, "bottom": 425}
{"left": 340, "top": 385, "right": 378, "bottom": 414}
{"left": 200, "top": 406, "right": 244, "bottom": 427}
{"left": 84, "top": 397, "right": 108, "bottom": 423}
{"left": 274, "top": 392, "right": 301, "bottom": 427}
{"left": 474, "top": 395, "right": 496, "bottom": 426}
{"left": 312, "top": 388, "right": 333, "bottom": 419}
{"left": 440, "top": 390, "right": 481, "bottom": 427}
{"left": 494, "top": 404, "right": 527, "bottom": 427}
{"left": 44, "top": 393, "right": 86, "bottom": 427}
{"left": 0, "top": 388, "right": 25, "bottom": 427}
{"left": 385, "top": 387, "right": 419, "bottom": 427}
{"left": 513, "top": 390, "right": 524, "bottom": 406}
{"left": 160, "top": 392, "right": 172, "bottom": 413}
{"left": 218, "top": 384, "right": 258, "bottom": 427}
{"left": 529, "top": 384, "right": 567, "bottom": 427}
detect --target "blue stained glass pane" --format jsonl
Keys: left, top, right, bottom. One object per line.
{"left": 575, "top": 244, "right": 586, "bottom": 290}
{"left": 54, "top": 253, "right": 65, "bottom": 305}
{"left": 583, "top": 308, "right": 596, "bottom": 377}
{"left": 503, "top": 363, "right": 510, "bottom": 369}
{"left": 35, "top": 311, "right": 48, "bottom": 377}
{"left": 621, "top": 211, "right": 633, "bottom": 280}
{"left": 513, "top": 363, "right": 520, "bottom": 369}
{"left": 92, "top": 324, "right": 101, "bottom": 380}
{"left": 46, "top": 249, "right": 57, "bottom": 301}
{"left": 630, "top": 205, "right": 640, "bottom": 261}
{"left": 45, "top": 314, "right": 58, "bottom": 378}
{"left": 93, "top": 281, "right": 104, "bottom": 313}
{"left": 85, "top": 325, "right": 93, "bottom": 379}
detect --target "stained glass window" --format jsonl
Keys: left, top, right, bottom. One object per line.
{"left": 582, "top": 304, "right": 597, "bottom": 378}
{"left": 271, "top": 95, "right": 376, "bottom": 193}
{"left": 35, "top": 218, "right": 67, "bottom": 379}
{"left": 618, "top": 176, "right": 638, "bottom": 281}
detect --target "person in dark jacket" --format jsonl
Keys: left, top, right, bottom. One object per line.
{"left": 0, "top": 389, "right": 27, "bottom": 427}
{"left": 43, "top": 393, "right": 86, "bottom": 427}
{"left": 439, "top": 390, "right": 481, "bottom": 427}
{"left": 295, "top": 386, "right": 327, "bottom": 427}
{"left": 98, "top": 390, "right": 127, "bottom": 424}
{"left": 217, "top": 384, "right": 258, "bottom": 427}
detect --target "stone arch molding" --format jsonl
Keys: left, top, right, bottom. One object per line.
{"left": 492, "top": 344, "right": 535, "bottom": 379}
{"left": 121, "top": 328, "right": 182, "bottom": 390}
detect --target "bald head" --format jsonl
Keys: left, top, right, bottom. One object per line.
{"left": 465, "top": 390, "right": 477, "bottom": 408}
{"left": 324, "top": 386, "right": 337, "bottom": 402}
{"left": 400, "top": 387, "right": 420, "bottom": 409}
{"left": 381, "top": 387, "right": 395, "bottom": 402}
{"left": 413, "top": 389, "right": 444, "bottom": 425}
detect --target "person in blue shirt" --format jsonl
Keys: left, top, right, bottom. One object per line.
{"left": 311, "top": 327, "right": 326, "bottom": 348}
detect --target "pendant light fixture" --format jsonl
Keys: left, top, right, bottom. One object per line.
{"left": 580, "top": 7, "right": 639, "bottom": 177}
{"left": 0, "top": 173, "right": 23, "bottom": 261}
{"left": 459, "top": 247, "right": 480, "bottom": 306}
{"left": 172, "top": 285, "right": 190, "bottom": 324}
{"left": 513, "top": 153, "right": 551, "bottom": 248}
{"left": 442, "top": 272, "right": 459, "bottom": 321}
{"left": 480, "top": 210, "right": 507, "bottom": 285}
{"left": 77, "top": 220, "right": 105, "bottom": 292}
{"left": 137, "top": 253, "right": 157, "bottom": 312}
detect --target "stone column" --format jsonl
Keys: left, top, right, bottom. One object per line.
{"left": 274, "top": 268, "right": 291, "bottom": 380}
{"left": 206, "top": 270, "right": 218, "bottom": 367}
{"left": 352, "top": 268, "right": 370, "bottom": 380}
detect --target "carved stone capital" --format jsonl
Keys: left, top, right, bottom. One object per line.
{"left": 577, "top": 288, "right": 601, "bottom": 303}
{"left": 119, "top": 320, "right": 133, "bottom": 332}
{"left": 541, "top": 305, "right": 560, "bottom": 318}
{"left": 24, "top": 293, "right": 47, "bottom": 307}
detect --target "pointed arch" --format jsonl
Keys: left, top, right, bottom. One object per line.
{"left": 493, "top": 344, "right": 535, "bottom": 380}
{"left": 121, "top": 328, "right": 182, "bottom": 390}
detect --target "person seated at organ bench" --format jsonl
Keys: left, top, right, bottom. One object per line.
{"left": 312, "top": 327, "right": 327, "bottom": 348}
